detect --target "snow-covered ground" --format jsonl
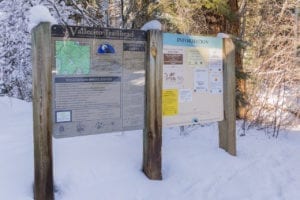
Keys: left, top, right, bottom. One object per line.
{"left": 0, "top": 96, "right": 299, "bottom": 200}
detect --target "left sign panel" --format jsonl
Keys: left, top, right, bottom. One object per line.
{"left": 51, "top": 25, "right": 147, "bottom": 138}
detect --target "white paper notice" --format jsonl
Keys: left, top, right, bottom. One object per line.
{"left": 56, "top": 111, "right": 71, "bottom": 122}
{"left": 194, "top": 68, "right": 209, "bottom": 93}
{"left": 209, "top": 49, "right": 222, "bottom": 59}
{"left": 179, "top": 89, "right": 192, "bottom": 103}
{"left": 163, "top": 66, "right": 184, "bottom": 88}
{"left": 209, "top": 49, "right": 222, "bottom": 72}
{"left": 209, "top": 59, "right": 223, "bottom": 72}
{"left": 187, "top": 48, "right": 206, "bottom": 67}
{"left": 209, "top": 72, "right": 223, "bottom": 94}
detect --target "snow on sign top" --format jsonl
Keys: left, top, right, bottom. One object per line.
{"left": 28, "top": 5, "right": 57, "bottom": 31}
{"left": 141, "top": 20, "right": 162, "bottom": 31}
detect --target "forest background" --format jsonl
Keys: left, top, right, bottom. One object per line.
{"left": 0, "top": 0, "right": 299, "bottom": 135}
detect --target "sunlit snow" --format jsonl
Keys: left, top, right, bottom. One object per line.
{"left": 0, "top": 96, "right": 299, "bottom": 200}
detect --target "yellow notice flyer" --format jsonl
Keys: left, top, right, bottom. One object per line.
{"left": 162, "top": 89, "right": 178, "bottom": 116}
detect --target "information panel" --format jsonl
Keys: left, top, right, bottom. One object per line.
{"left": 51, "top": 25, "right": 146, "bottom": 138}
{"left": 163, "top": 33, "right": 223, "bottom": 127}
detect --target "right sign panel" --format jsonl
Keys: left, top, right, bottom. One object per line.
{"left": 163, "top": 33, "right": 224, "bottom": 126}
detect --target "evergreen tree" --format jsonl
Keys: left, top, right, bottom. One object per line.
{"left": 0, "top": 0, "right": 106, "bottom": 100}
{"left": 0, "top": 0, "right": 32, "bottom": 100}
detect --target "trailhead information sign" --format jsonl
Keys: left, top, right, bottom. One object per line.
{"left": 162, "top": 33, "right": 224, "bottom": 127}
{"left": 51, "top": 25, "right": 146, "bottom": 138}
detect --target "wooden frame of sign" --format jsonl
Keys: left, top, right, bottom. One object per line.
{"left": 31, "top": 23, "right": 235, "bottom": 199}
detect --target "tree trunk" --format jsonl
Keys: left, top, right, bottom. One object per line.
{"left": 227, "top": 0, "right": 246, "bottom": 119}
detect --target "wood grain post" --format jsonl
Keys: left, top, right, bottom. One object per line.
{"left": 143, "top": 30, "right": 163, "bottom": 180}
{"left": 32, "top": 22, "right": 54, "bottom": 200}
{"left": 218, "top": 38, "right": 237, "bottom": 156}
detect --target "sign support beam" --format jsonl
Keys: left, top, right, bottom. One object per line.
{"left": 218, "top": 38, "right": 236, "bottom": 156}
{"left": 32, "top": 22, "right": 54, "bottom": 200}
{"left": 143, "top": 30, "right": 163, "bottom": 180}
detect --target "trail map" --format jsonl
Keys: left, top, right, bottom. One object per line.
{"left": 55, "top": 41, "right": 90, "bottom": 75}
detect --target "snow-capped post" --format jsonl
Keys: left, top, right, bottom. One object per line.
{"left": 143, "top": 29, "right": 163, "bottom": 180}
{"left": 218, "top": 38, "right": 236, "bottom": 156}
{"left": 31, "top": 22, "right": 54, "bottom": 200}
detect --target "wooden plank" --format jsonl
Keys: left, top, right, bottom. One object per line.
{"left": 32, "top": 22, "right": 54, "bottom": 200}
{"left": 143, "top": 30, "right": 163, "bottom": 180}
{"left": 218, "top": 38, "right": 237, "bottom": 156}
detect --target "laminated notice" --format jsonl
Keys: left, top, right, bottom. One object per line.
{"left": 162, "top": 89, "right": 178, "bottom": 116}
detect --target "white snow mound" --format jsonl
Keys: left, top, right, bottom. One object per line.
{"left": 217, "top": 32, "right": 230, "bottom": 38}
{"left": 28, "top": 5, "right": 57, "bottom": 31}
{"left": 141, "top": 20, "right": 162, "bottom": 31}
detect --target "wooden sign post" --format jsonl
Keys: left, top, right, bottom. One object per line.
{"left": 31, "top": 22, "right": 235, "bottom": 187}
{"left": 218, "top": 38, "right": 236, "bottom": 156}
{"left": 143, "top": 30, "right": 163, "bottom": 180}
{"left": 32, "top": 22, "right": 54, "bottom": 200}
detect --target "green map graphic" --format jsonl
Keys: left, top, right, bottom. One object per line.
{"left": 56, "top": 41, "right": 90, "bottom": 75}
